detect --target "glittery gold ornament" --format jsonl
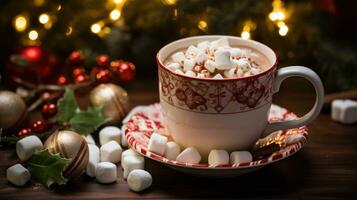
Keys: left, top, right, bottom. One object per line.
{"left": 44, "top": 130, "right": 89, "bottom": 178}
{"left": 89, "top": 83, "right": 130, "bottom": 124}
{"left": 0, "top": 91, "right": 27, "bottom": 130}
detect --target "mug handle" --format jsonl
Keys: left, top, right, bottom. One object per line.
{"left": 262, "top": 66, "right": 324, "bottom": 137}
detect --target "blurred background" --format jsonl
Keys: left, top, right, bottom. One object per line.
{"left": 0, "top": 0, "right": 356, "bottom": 92}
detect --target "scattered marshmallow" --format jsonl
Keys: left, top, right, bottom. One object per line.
{"left": 95, "top": 162, "right": 117, "bottom": 184}
{"left": 208, "top": 149, "right": 229, "bottom": 165}
{"left": 204, "top": 59, "right": 216, "bottom": 73}
{"left": 331, "top": 99, "right": 357, "bottom": 124}
{"left": 147, "top": 133, "right": 168, "bottom": 156}
{"left": 100, "top": 141, "right": 122, "bottom": 163}
{"left": 183, "top": 59, "right": 195, "bottom": 72}
{"left": 167, "top": 63, "right": 181, "bottom": 71}
{"left": 82, "top": 134, "right": 95, "bottom": 145}
{"left": 6, "top": 164, "right": 30, "bottom": 186}
{"left": 164, "top": 141, "right": 181, "bottom": 160}
{"left": 176, "top": 147, "right": 201, "bottom": 164}
{"left": 86, "top": 144, "right": 100, "bottom": 178}
{"left": 121, "top": 148, "right": 141, "bottom": 168}
{"left": 214, "top": 49, "right": 232, "bottom": 70}
{"left": 185, "top": 45, "right": 199, "bottom": 59}
{"left": 195, "top": 52, "right": 208, "bottom": 65}
{"left": 230, "top": 151, "right": 253, "bottom": 164}
{"left": 99, "top": 126, "right": 121, "bottom": 146}
{"left": 235, "top": 58, "right": 250, "bottom": 69}
{"left": 171, "top": 51, "right": 186, "bottom": 64}
{"left": 123, "top": 156, "right": 145, "bottom": 179}
{"left": 16, "top": 136, "right": 43, "bottom": 161}
{"left": 127, "top": 169, "right": 152, "bottom": 192}
{"left": 213, "top": 73, "right": 224, "bottom": 79}
{"left": 185, "top": 70, "right": 196, "bottom": 77}
{"left": 197, "top": 41, "right": 210, "bottom": 51}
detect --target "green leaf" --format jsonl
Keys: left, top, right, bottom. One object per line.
{"left": 27, "top": 149, "right": 71, "bottom": 188}
{"left": 69, "top": 106, "right": 107, "bottom": 136}
{"left": 57, "top": 88, "right": 78, "bottom": 124}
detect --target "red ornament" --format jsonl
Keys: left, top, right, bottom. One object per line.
{"left": 17, "top": 128, "right": 32, "bottom": 137}
{"left": 21, "top": 46, "right": 42, "bottom": 62}
{"left": 72, "top": 67, "right": 86, "bottom": 77}
{"left": 116, "top": 61, "right": 136, "bottom": 82}
{"left": 97, "top": 55, "right": 110, "bottom": 68}
{"left": 69, "top": 51, "right": 85, "bottom": 65}
{"left": 31, "top": 120, "right": 47, "bottom": 133}
{"left": 95, "top": 69, "right": 112, "bottom": 83}
{"left": 74, "top": 74, "right": 89, "bottom": 84}
{"left": 57, "top": 75, "right": 68, "bottom": 85}
{"left": 41, "top": 103, "right": 57, "bottom": 119}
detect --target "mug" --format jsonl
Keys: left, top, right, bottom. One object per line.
{"left": 157, "top": 35, "right": 324, "bottom": 157}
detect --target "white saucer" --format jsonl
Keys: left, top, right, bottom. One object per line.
{"left": 123, "top": 103, "right": 307, "bottom": 178}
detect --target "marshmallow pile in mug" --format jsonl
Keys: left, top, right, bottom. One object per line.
{"left": 165, "top": 37, "right": 266, "bottom": 79}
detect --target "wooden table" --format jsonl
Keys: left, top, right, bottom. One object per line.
{"left": 1, "top": 79, "right": 356, "bottom": 199}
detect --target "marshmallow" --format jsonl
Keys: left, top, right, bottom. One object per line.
{"left": 121, "top": 148, "right": 140, "bottom": 168}
{"left": 174, "top": 69, "right": 184, "bottom": 75}
{"left": 167, "top": 63, "right": 181, "bottom": 71}
{"left": 171, "top": 52, "right": 186, "bottom": 64}
{"left": 99, "top": 126, "right": 121, "bottom": 146}
{"left": 224, "top": 68, "right": 237, "bottom": 78}
{"left": 185, "top": 70, "right": 196, "bottom": 77}
{"left": 164, "top": 141, "right": 181, "bottom": 160}
{"left": 6, "top": 164, "right": 30, "bottom": 186}
{"left": 331, "top": 99, "right": 357, "bottom": 124}
{"left": 230, "top": 151, "right": 253, "bottom": 164}
{"left": 183, "top": 59, "right": 195, "bottom": 72}
{"left": 213, "top": 73, "right": 224, "bottom": 79}
{"left": 214, "top": 50, "right": 232, "bottom": 70}
{"left": 95, "top": 162, "right": 117, "bottom": 184}
{"left": 100, "top": 141, "right": 122, "bottom": 163}
{"left": 86, "top": 144, "right": 100, "bottom": 178}
{"left": 185, "top": 45, "right": 200, "bottom": 58}
{"left": 16, "top": 136, "right": 43, "bottom": 161}
{"left": 147, "top": 133, "right": 168, "bottom": 156}
{"left": 230, "top": 48, "right": 243, "bottom": 58}
{"left": 176, "top": 147, "right": 201, "bottom": 164}
{"left": 123, "top": 156, "right": 145, "bottom": 179}
{"left": 82, "top": 134, "right": 95, "bottom": 145}
{"left": 208, "top": 149, "right": 229, "bottom": 165}
{"left": 235, "top": 58, "right": 250, "bottom": 69}
{"left": 210, "top": 37, "right": 230, "bottom": 53}
{"left": 204, "top": 59, "right": 216, "bottom": 73}
{"left": 197, "top": 41, "right": 210, "bottom": 51}
{"left": 195, "top": 52, "right": 208, "bottom": 65}
{"left": 127, "top": 169, "right": 152, "bottom": 192}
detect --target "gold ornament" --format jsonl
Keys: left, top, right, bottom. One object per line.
{"left": 44, "top": 130, "right": 89, "bottom": 178}
{"left": 0, "top": 91, "right": 27, "bottom": 130}
{"left": 89, "top": 83, "right": 130, "bottom": 124}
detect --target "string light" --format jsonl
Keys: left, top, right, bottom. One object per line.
{"left": 110, "top": 9, "right": 121, "bottom": 21}
{"left": 163, "top": 0, "right": 177, "bottom": 6}
{"left": 240, "top": 20, "right": 256, "bottom": 40}
{"left": 39, "top": 13, "right": 50, "bottom": 24}
{"left": 13, "top": 15, "right": 28, "bottom": 32}
{"left": 65, "top": 26, "right": 73, "bottom": 36}
{"left": 91, "top": 23, "right": 102, "bottom": 34}
{"left": 197, "top": 20, "right": 208, "bottom": 31}
{"left": 28, "top": 30, "right": 39, "bottom": 40}
{"left": 114, "top": 0, "right": 123, "bottom": 4}
{"left": 277, "top": 21, "right": 288, "bottom": 36}
{"left": 269, "top": 0, "right": 289, "bottom": 37}
{"left": 57, "top": 4, "right": 62, "bottom": 11}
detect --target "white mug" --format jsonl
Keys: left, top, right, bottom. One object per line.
{"left": 157, "top": 35, "right": 324, "bottom": 157}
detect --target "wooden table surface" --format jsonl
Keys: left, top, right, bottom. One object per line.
{"left": 1, "top": 79, "right": 356, "bottom": 199}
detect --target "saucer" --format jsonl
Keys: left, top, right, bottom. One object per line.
{"left": 122, "top": 103, "right": 308, "bottom": 178}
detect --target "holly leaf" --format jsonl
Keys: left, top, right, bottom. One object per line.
{"left": 69, "top": 106, "right": 107, "bottom": 136}
{"left": 57, "top": 88, "right": 78, "bottom": 124}
{"left": 27, "top": 149, "right": 71, "bottom": 188}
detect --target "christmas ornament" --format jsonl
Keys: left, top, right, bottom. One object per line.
{"left": 31, "top": 120, "right": 47, "bottom": 133}
{"left": 89, "top": 83, "right": 130, "bottom": 124}
{"left": 44, "top": 130, "right": 89, "bottom": 178}
{"left": 57, "top": 75, "right": 68, "bottom": 85}
{"left": 41, "top": 103, "right": 57, "bottom": 119}
{"left": 117, "top": 61, "right": 136, "bottom": 82}
{"left": 68, "top": 51, "right": 85, "bottom": 66}
{"left": 72, "top": 67, "right": 86, "bottom": 77}
{"left": 95, "top": 69, "right": 112, "bottom": 83}
{"left": 74, "top": 74, "right": 90, "bottom": 84}
{"left": 17, "top": 128, "right": 32, "bottom": 137}
{"left": 97, "top": 55, "right": 110, "bottom": 68}
{"left": 0, "top": 91, "right": 27, "bottom": 130}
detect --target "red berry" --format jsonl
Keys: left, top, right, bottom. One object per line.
{"left": 117, "top": 62, "right": 135, "bottom": 82}
{"left": 31, "top": 120, "right": 47, "bottom": 133}
{"left": 95, "top": 69, "right": 112, "bottom": 83}
{"left": 74, "top": 74, "right": 89, "bottom": 84}
{"left": 57, "top": 75, "right": 68, "bottom": 85}
{"left": 69, "top": 51, "right": 85, "bottom": 65}
{"left": 97, "top": 55, "right": 110, "bottom": 68}
{"left": 72, "top": 67, "right": 86, "bottom": 77}
{"left": 41, "top": 103, "right": 57, "bottom": 119}
{"left": 18, "top": 128, "right": 32, "bottom": 137}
